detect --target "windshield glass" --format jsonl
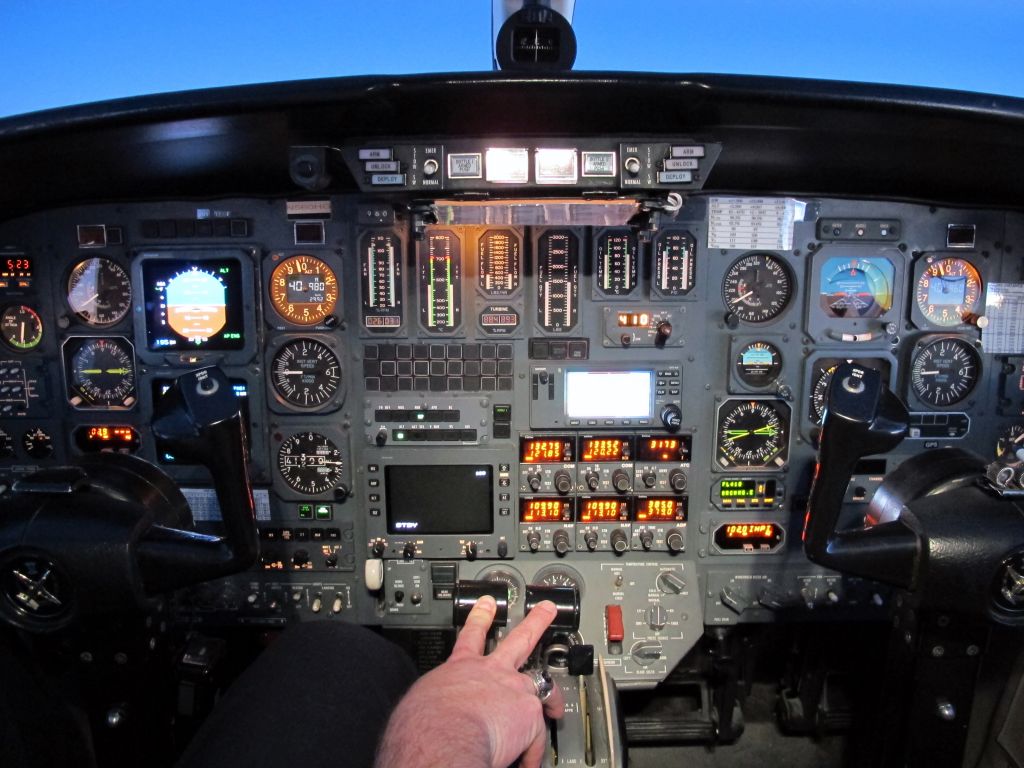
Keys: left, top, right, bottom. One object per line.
{"left": 2, "top": 0, "right": 1022, "bottom": 118}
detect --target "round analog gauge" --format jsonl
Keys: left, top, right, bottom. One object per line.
{"left": 478, "top": 566, "right": 525, "bottom": 607}
{"left": 269, "top": 255, "right": 339, "bottom": 326}
{"left": 819, "top": 257, "right": 895, "bottom": 319}
{"left": 716, "top": 399, "right": 790, "bottom": 469}
{"left": 915, "top": 258, "right": 982, "bottom": 327}
{"left": 0, "top": 428, "right": 12, "bottom": 458}
{"left": 277, "top": 432, "right": 344, "bottom": 494}
{"left": 735, "top": 341, "right": 782, "bottom": 388}
{"left": 22, "top": 427, "right": 53, "bottom": 459}
{"left": 996, "top": 424, "right": 1024, "bottom": 461}
{"left": 67, "top": 337, "right": 136, "bottom": 408}
{"left": 810, "top": 364, "right": 841, "bottom": 424}
{"left": 271, "top": 338, "right": 342, "bottom": 409}
{"left": 66, "top": 257, "right": 132, "bottom": 326}
{"left": 533, "top": 565, "right": 585, "bottom": 598}
{"left": 910, "top": 337, "right": 981, "bottom": 407}
{"left": 0, "top": 305, "right": 43, "bottom": 351}
{"left": 722, "top": 253, "right": 793, "bottom": 323}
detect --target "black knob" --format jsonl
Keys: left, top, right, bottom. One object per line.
{"left": 639, "top": 530, "right": 654, "bottom": 550}
{"left": 325, "top": 552, "right": 338, "bottom": 568}
{"left": 584, "top": 531, "right": 598, "bottom": 551}
{"left": 554, "top": 471, "right": 573, "bottom": 495}
{"left": 655, "top": 321, "right": 672, "bottom": 347}
{"left": 371, "top": 539, "right": 386, "bottom": 558}
{"left": 643, "top": 471, "right": 657, "bottom": 488}
{"left": 465, "top": 541, "right": 478, "bottom": 561}
{"left": 528, "top": 473, "right": 542, "bottom": 491}
{"left": 292, "top": 549, "right": 310, "bottom": 567}
{"left": 526, "top": 531, "right": 541, "bottom": 552}
{"left": 334, "top": 484, "right": 350, "bottom": 501}
{"left": 403, "top": 542, "right": 417, "bottom": 559}
{"left": 669, "top": 470, "right": 687, "bottom": 493}
{"left": 666, "top": 529, "right": 684, "bottom": 553}
{"left": 497, "top": 540, "right": 508, "bottom": 558}
{"left": 610, "top": 529, "right": 629, "bottom": 554}
{"left": 660, "top": 404, "right": 682, "bottom": 432}
{"left": 586, "top": 472, "right": 600, "bottom": 491}
{"left": 553, "top": 529, "right": 571, "bottom": 555}
{"left": 612, "top": 469, "right": 631, "bottom": 493}
{"left": 375, "top": 428, "right": 388, "bottom": 447}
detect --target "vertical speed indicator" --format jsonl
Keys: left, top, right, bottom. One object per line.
{"left": 537, "top": 230, "right": 579, "bottom": 333}
{"left": 419, "top": 230, "right": 462, "bottom": 332}
{"left": 653, "top": 230, "right": 696, "bottom": 297}
{"left": 360, "top": 232, "right": 403, "bottom": 332}
{"left": 595, "top": 230, "right": 638, "bottom": 296}
{"left": 478, "top": 229, "right": 520, "bottom": 296}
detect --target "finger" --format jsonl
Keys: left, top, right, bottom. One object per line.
{"left": 492, "top": 600, "right": 557, "bottom": 668}
{"left": 519, "top": 728, "right": 549, "bottom": 768}
{"left": 543, "top": 677, "right": 565, "bottom": 720}
{"left": 450, "top": 595, "right": 497, "bottom": 660}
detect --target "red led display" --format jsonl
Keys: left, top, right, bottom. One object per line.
{"left": 579, "top": 499, "right": 628, "bottom": 522}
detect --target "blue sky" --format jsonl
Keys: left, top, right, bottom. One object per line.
{"left": 2, "top": 0, "right": 1022, "bottom": 117}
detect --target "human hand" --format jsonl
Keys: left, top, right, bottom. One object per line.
{"left": 375, "top": 596, "right": 565, "bottom": 768}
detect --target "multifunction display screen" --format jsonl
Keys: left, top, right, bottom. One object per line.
{"left": 386, "top": 465, "right": 493, "bottom": 534}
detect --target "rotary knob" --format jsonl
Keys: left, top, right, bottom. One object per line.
{"left": 526, "top": 531, "right": 541, "bottom": 552}
{"left": 611, "top": 469, "right": 631, "bottom": 494}
{"left": 552, "top": 529, "right": 571, "bottom": 555}
{"left": 527, "top": 472, "right": 542, "bottom": 492}
{"left": 584, "top": 530, "right": 599, "bottom": 551}
{"left": 610, "top": 528, "right": 629, "bottom": 554}
{"left": 403, "top": 541, "right": 417, "bottom": 559}
{"left": 642, "top": 471, "right": 657, "bottom": 488}
{"left": 639, "top": 530, "right": 654, "bottom": 551}
{"left": 292, "top": 549, "right": 310, "bottom": 568}
{"left": 660, "top": 404, "right": 682, "bottom": 432}
{"left": 666, "top": 528, "right": 684, "bottom": 553}
{"left": 585, "top": 472, "right": 600, "bottom": 491}
{"left": 655, "top": 321, "right": 673, "bottom": 347}
{"left": 554, "top": 470, "right": 573, "bottom": 495}
{"left": 371, "top": 539, "right": 386, "bottom": 558}
{"left": 465, "top": 541, "right": 478, "bottom": 561}
{"left": 669, "top": 470, "right": 687, "bottom": 493}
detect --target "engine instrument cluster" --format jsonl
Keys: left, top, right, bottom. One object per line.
{"left": 0, "top": 140, "right": 1019, "bottom": 688}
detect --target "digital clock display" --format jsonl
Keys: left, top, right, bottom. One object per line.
{"left": 580, "top": 436, "right": 631, "bottom": 461}
{"left": 617, "top": 312, "right": 651, "bottom": 328}
{"left": 636, "top": 436, "right": 691, "bottom": 462}
{"left": 73, "top": 425, "right": 140, "bottom": 453}
{"left": 520, "top": 437, "right": 574, "bottom": 463}
{"left": 520, "top": 498, "right": 573, "bottom": 523}
{"left": 1, "top": 257, "right": 32, "bottom": 279}
{"left": 713, "top": 522, "right": 784, "bottom": 552}
{"left": 579, "top": 498, "right": 629, "bottom": 522}
{"left": 635, "top": 497, "right": 687, "bottom": 521}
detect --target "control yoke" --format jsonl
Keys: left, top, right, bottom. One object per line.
{"left": 803, "top": 363, "right": 917, "bottom": 586}
{"left": 805, "top": 362, "right": 1024, "bottom": 623}
{"left": 0, "top": 367, "right": 257, "bottom": 631}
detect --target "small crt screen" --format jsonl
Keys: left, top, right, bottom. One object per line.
{"left": 386, "top": 465, "right": 493, "bottom": 535}
{"left": 142, "top": 258, "right": 245, "bottom": 350}
{"left": 565, "top": 371, "right": 652, "bottom": 420}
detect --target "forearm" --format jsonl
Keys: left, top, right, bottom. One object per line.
{"left": 375, "top": 696, "right": 492, "bottom": 768}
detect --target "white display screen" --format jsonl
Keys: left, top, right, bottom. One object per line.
{"left": 565, "top": 371, "right": 653, "bottom": 419}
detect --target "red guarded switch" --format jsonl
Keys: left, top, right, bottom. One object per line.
{"left": 605, "top": 604, "right": 624, "bottom": 643}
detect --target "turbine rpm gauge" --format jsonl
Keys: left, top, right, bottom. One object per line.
{"left": 277, "top": 432, "right": 345, "bottom": 495}
{"left": 715, "top": 399, "right": 790, "bottom": 470}
{"left": 361, "top": 232, "right": 403, "bottom": 331}
{"left": 722, "top": 253, "right": 792, "bottom": 323}
{"left": 910, "top": 337, "right": 981, "bottom": 407}
{"left": 270, "top": 338, "right": 342, "bottom": 409}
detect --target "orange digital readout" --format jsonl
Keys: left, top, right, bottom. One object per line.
{"left": 636, "top": 498, "right": 683, "bottom": 521}
{"left": 87, "top": 426, "right": 136, "bottom": 443}
{"left": 521, "top": 499, "right": 569, "bottom": 522}
{"left": 637, "top": 437, "right": 688, "bottom": 462}
{"left": 520, "top": 438, "right": 572, "bottom": 463}
{"left": 580, "top": 499, "right": 626, "bottom": 522}
{"left": 581, "top": 437, "right": 627, "bottom": 461}
{"left": 617, "top": 312, "right": 650, "bottom": 328}
{"left": 724, "top": 523, "right": 777, "bottom": 539}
